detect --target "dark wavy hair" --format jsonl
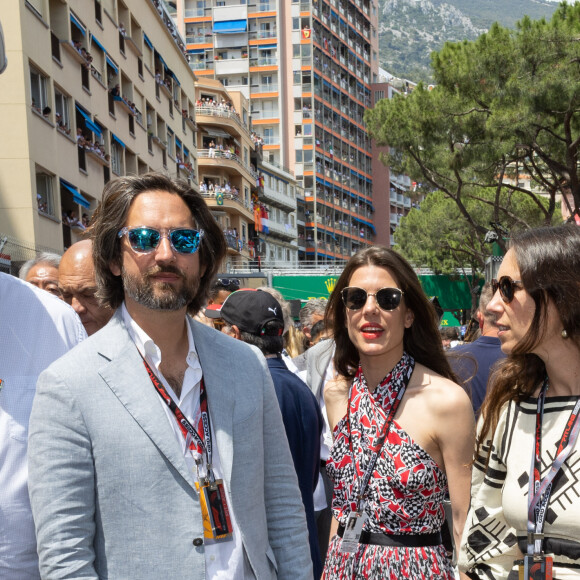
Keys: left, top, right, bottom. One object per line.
{"left": 477, "top": 224, "right": 580, "bottom": 460}
{"left": 325, "top": 246, "right": 457, "bottom": 381}
{"left": 89, "top": 173, "right": 227, "bottom": 315}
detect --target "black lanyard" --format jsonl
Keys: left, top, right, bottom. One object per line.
{"left": 347, "top": 357, "right": 415, "bottom": 510}
{"left": 526, "top": 377, "right": 580, "bottom": 555}
{"left": 142, "top": 357, "right": 213, "bottom": 470}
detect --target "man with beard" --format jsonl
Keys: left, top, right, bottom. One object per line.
{"left": 27, "top": 174, "right": 312, "bottom": 580}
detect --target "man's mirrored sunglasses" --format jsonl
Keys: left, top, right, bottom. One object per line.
{"left": 118, "top": 227, "right": 204, "bottom": 254}
{"left": 341, "top": 286, "right": 404, "bottom": 311}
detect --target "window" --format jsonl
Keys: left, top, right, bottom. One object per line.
{"left": 36, "top": 171, "right": 55, "bottom": 216}
{"left": 95, "top": 0, "right": 102, "bottom": 23}
{"left": 111, "top": 141, "right": 123, "bottom": 174}
{"left": 292, "top": 17, "right": 299, "bottom": 30}
{"left": 54, "top": 89, "right": 71, "bottom": 134}
{"left": 292, "top": 44, "right": 300, "bottom": 58}
{"left": 295, "top": 150, "right": 303, "bottom": 162}
{"left": 167, "top": 128, "right": 175, "bottom": 158}
{"left": 304, "top": 150, "right": 313, "bottom": 163}
{"left": 304, "top": 124, "right": 312, "bottom": 136}
{"left": 30, "top": 66, "right": 49, "bottom": 113}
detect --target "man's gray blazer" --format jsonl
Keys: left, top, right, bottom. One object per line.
{"left": 28, "top": 311, "right": 313, "bottom": 579}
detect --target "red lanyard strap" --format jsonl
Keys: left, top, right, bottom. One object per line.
{"left": 347, "top": 354, "right": 415, "bottom": 510}
{"left": 142, "top": 357, "right": 213, "bottom": 468}
{"left": 527, "top": 377, "right": 580, "bottom": 555}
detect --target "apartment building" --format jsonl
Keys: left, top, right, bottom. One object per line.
{"left": 0, "top": 0, "right": 198, "bottom": 264}
{"left": 169, "top": 0, "right": 379, "bottom": 265}
{"left": 194, "top": 77, "right": 299, "bottom": 269}
{"left": 371, "top": 80, "right": 412, "bottom": 247}
{"left": 298, "top": 0, "right": 379, "bottom": 263}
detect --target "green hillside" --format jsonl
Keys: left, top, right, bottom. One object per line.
{"left": 378, "top": 0, "right": 558, "bottom": 82}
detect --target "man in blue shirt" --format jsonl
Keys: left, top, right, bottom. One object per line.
{"left": 449, "top": 283, "right": 505, "bottom": 415}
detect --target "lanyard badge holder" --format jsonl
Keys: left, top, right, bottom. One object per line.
{"left": 142, "top": 358, "right": 233, "bottom": 542}
{"left": 340, "top": 359, "right": 414, "bottom": 554}
{"left": 517, "top": 378, "right": 580, "bottom": 580}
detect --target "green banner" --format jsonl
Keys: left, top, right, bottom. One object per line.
{"left": 272, "top": 274, "right": 481, "bottom": 311}
{"left": 272, "top": 276, "right": 338, "bottom": 302}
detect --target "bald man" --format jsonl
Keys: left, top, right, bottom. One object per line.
{"left": 58, "top": 240, "right": 113, "bottom": 335}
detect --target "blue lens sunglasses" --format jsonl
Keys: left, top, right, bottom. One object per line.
{"left": 118, "top": 226, "right": 204, "bottom": 254}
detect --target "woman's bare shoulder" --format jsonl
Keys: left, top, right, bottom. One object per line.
{"left": 411, "top": 363, "right": 473, "bottom": 415}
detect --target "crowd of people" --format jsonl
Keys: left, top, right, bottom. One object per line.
{"left": 2, "top": 171, "right": 580, "bottom": 579}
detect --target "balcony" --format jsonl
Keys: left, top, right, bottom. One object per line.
{"left": 201, "top": 191, "right": 254, "bottom": 220}
{"left": 252, "top": 83, "right": 278, "bottom": 93}
{"left": 261, "top": 184, "right": 297, "bottom": 212}
{"left": 251, "top": 57, "right": 278, "bottom": 67}
{"left": 195, "top": 105, "right": 245, "bottom": 131}
{"left": 265, "top": 220, "right": 297, "bottom": 240}
{"left": 215, "top": 57, "right": 249, "bottom": 76}
{"left": 186, "top": 35, "right": 210, "bottom": 44}
{"left": 184, "top": 8, "right": 206, "bottom": 17}
{"left": 198, "top": 149, "right": 258, "bottom": 181}
{"left": 251, "top": 30, "right": 277, "bottom": 39}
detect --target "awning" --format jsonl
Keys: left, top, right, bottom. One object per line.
{"left": 143, "top": 34, "right": 154, "bottom": 50}
{"left": 183, "top": 146, "right": 189, "bottom": 158}
{"left": 440, "top": 311, "right": 461, "bottom": 327}
{"left": 204, "top": 128, "right": 231, "bottom": 139}
{"left": 70, "top": 12, "right": 85, "bottom": 36}
{"left": 213, "top": 20, "right": 247, "bottom": 34}
{"left": 155, "top": 50, "right": 168, "bottom": 72}
{"left": 75, "top": 105, "right": 102, "bottom": 137}
{"left": 106, "top": 55, "right": 118, "bottom": 75}
{"left": 60, "top": 179, "right": 90, "bottom": 209}
{"left": 170, "top": 71, "right": 180, "bottom": 86}
{"left": 90, "top": 34, "right": 106, "bottom": 53}
{"left": 258, "top": 43, "right": 277, "bottom": 50}
{"left": 175, "top": 137, "right": 182, "bottom": 150}
{"left": 112, "top": 134, "right": 126, "bottom": 148}
{"left": 188, "top": 48, "right": 205, "bottom": 54}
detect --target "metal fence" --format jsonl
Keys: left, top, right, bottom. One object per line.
{"left": 0, "top": 234, "right": 61, "bottom": 276}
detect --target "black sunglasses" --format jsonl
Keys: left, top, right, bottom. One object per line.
{"left": 118, "top": 227, "right": 204, "bottom": 254}
{"left": 491, "top": 276, "right": 523, "bottom": 304}
{"left": 341, "top": 286, "right": 404, "bottom": 311}
{"left": 217, "top": 278, "right": 240, "bottom": 288}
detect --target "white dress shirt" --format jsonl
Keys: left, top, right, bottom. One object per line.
{"left": 0, "top": 273, "right": 86, "bottom": 579}
{"left": 122, "top": 304, "right": 251, "bottom": 579}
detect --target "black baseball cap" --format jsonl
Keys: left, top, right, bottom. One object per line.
{"left": 206, "top": 289, "right": 284, "bottom": 336}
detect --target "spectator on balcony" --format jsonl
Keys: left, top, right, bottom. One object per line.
{"left": 208, "top": 140, "right": 215, "bottom": 158}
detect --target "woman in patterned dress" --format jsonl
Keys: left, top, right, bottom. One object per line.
{"left": 459, "top": 225, "right": 580, "bottom": 579}
{"left": 322, "top": 246, "right": 475, "bottom": 579}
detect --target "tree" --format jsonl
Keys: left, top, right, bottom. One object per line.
{"left": 366, "top": 2, "right": 580, "bottom": 251}
{"left": 394, "top": 190, "right": 555, "bottom": 310}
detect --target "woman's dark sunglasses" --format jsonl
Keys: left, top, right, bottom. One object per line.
{"left": 491, "top": 276, "right": 523, "bottom": 304}
{"left": 341, "top": 287, "right": 404, "bottom": 311}
{"left": 118, "top": 227, "right": 204, "bottom": 254}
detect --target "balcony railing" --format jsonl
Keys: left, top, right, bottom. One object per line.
{"left": 201, "top": 191, "right": 253, "bottom": 213}
{"left": 198, "top": 149, "right": 258, "bottom": 180}
{"left": 251, "top": 30, "right": 277, "bottom": 39}
{"left": 184, "top": 8, "right": 206, "bottom": 17}
{"left": 186, "top": 35, "right": 210, "bottom": 44}
{"left": 252, "top": 83, "right": 278, "bottom": 93}
{"left": 251, "top": 57, "right": 278, "bottom": 67}
{"left": 195, "top": 105, "right": 245, "bottom": 129}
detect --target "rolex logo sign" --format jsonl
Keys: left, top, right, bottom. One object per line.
{"left": 325, "top": 278, "right": 337, "bottom": 293}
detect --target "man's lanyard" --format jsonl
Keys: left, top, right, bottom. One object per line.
{"left": 347, "top": 357, "right": 415, "bottom": 511}
{"left": 142, "top": 357, "right": 213, "bottom": 476}
{"left": 527, "top": 377, "right": 580, "bottom": 555}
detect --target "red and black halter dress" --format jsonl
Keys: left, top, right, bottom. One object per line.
{"left": 323, "top": 352, "right": 454, "bottom": 579}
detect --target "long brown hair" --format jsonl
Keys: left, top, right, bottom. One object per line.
{"left": 325, "top": 246, "right": 457, "bottom": 381}
{"left": 89, "top": 173, "right": 226, "bottom": 315}
{"left": 476, "top": 224, "right": 580, "bottom": 459}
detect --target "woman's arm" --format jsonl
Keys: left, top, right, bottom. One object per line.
{"left": 432, "top": 380, "right": 476, "bottom": 553}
